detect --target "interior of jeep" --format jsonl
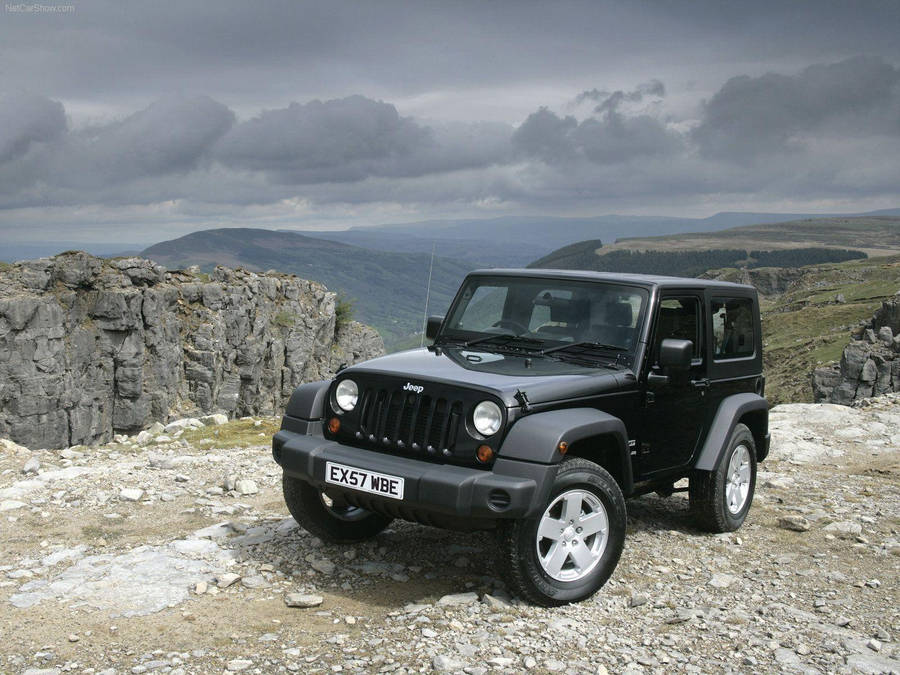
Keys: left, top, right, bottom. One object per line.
{"left": 445, "top": 277, "right": 648, "bottom": 349}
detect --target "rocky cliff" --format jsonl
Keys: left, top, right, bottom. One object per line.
{"left": 0, "top": 252, "right": 383, "bottom": 448}
{"left": 812, "top": 296, "right": 900, "bottom": 404}
{"left": 702, "top": 265, "right": 807, "bottom": 296}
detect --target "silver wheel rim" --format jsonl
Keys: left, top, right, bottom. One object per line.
{"left": 725, "top": 443, "right": 752, "bottom": 515}
{"left": 320, "top": 492, "right": 367, "bottom": 522}
{"left": 536, "top": 488, "right": 609, "bottom": 582}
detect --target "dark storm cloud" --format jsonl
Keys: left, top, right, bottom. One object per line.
{"left": 693, "top": 56, "right": 900, "bottom": 160}
{"left": 216, "top": 96, "right": 435, "bottom": 184}
{"left": 0, "top": 92, "right": 511, "bottom": 209}
{"left": 0, "top": 50, "right": 899, "bottom": 235}
{"left": 216, "top": 97, "right": 514, "bottom": 185}
{"left": 513, "top": 79, "right": 680, "bottom": 166}
{"left": 0, "top": 95, "right": 234, "bottom": 208}
{"left": 572, "top": 80, "right": 666, "bottom": 113}
{"left": 0, "top": 94, "right": 66, "bottom": 163}
{"left": 3, "top": 1, "right": 898, "bottom": 117}
{"left": 58, "top": 95, "right": 235, "bottom": 187}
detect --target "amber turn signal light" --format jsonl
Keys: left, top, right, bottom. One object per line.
{"left": 558, "top": 441, "right": 568, "bottom": 454}
{"left": 327, "top": 417, "right": 341, "bottom": 434}
{"left": 476, "top": 445, "right": 494, "bottom": 463}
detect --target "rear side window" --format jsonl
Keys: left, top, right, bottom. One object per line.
{"left": 711, "top": 297, "right": 755, "bottom": 359}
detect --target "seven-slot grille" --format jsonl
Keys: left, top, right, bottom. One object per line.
{"left": 356, "top": 386, "right": 464, "bottom": 457}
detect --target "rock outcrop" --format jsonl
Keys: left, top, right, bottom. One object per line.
{"left": 0, "top": 252, "right": 383, "bottom": 448}
{"left": 812, "top": 296, "right": 900, "bottom": 404}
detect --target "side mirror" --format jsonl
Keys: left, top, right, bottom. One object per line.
{"left": 659, "top": 338, "right": 693, "bottom": 370}
{"left": 425, "top": 315, "right": 444, "bottom": 340}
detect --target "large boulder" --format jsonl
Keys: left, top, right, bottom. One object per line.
{"left": 812, "top": 297, "right": 900, "bottom": 405}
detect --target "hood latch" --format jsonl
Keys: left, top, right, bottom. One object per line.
{"left": 514, "top": 389, "right": 531, "bottom": 413}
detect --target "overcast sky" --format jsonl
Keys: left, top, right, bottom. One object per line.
{"left": 1, "top": 0, "right": 899, "bottom": 243}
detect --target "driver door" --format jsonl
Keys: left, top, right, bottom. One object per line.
{"left": 638, "top": 293, "right": 708, "bottom": 476}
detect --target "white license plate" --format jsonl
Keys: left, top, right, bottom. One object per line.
{"left": 325, "top": 461, "right": 405, "bottom": 500}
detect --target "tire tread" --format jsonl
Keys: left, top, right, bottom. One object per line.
{"left": 690, "top": 423, "right": 756, "bottom": 533}
{"left": 496, "top": 457, "right": 626, "bottom": 606}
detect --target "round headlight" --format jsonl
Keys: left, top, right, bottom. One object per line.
{"left": 335, "top": 379, "right": 358, "bottom": 411}
{"left": 473, "top": 400, "right": 502, "bottom": 437}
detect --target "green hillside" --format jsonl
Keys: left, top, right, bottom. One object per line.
{"left": 531, "top": 245, "right": 866, "bottom": 277}
{"left": 711, "top": 256, "right": 900, "bottom": 404}
{"left": 604, "top": 216, "right": 900, "bottom": 257}
{"left": 142, "top": 228, "right": 473, "bottom": 349}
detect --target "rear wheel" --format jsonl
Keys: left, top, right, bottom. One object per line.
{"left": 690, "top": 423, "right": 757, "bottom": 532}
{"left": 496, "top": 457, "right": 626, "bottom": 606}
{"left": 282, "top": 473, "right": 392, "bottom": 543}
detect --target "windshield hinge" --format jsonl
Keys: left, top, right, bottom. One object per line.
{"left": 514, "top": 389, "right": 531, "bottom": 413}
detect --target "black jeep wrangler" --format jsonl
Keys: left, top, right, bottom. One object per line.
{"left": 273, "top": 270, "right": 769, "bottom": 605}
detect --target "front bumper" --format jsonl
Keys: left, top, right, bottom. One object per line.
{"left": 273, "top": 429, "right": 556, "bottom": 520}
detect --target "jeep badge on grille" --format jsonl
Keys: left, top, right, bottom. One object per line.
{"left": 402, "top": 382, "right": 424, "bottom": 394}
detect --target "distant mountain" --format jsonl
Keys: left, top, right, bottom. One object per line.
{"left": 0, "top": 241, "right": 142, "bottom": 262}
{"left": 313, "top": 208, "right": 900, "bottom": 254}
{"left": 608, "top": 215, "right": 900, "bottom": 254}
{"left": 141, "top": 228, "right": 474, "bottom": 348}
{"left": 530, "top": 216, "right": 900, "bottom": 275}
{"left": 297, "top": 229, "right": 546, "bottom": 268}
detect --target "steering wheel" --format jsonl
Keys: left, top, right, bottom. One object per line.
{"left": 491, "top": 319, "right": 528, "bottom": 335}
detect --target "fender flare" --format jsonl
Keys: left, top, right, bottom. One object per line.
{"left": 694, "top": 393, "right": 769, "bottom": 471}
{"left": 285, "top": 380, "right": 330, "bottom": 421}
{"left": 498, "top": 408, "right": 633, "bottom": 495}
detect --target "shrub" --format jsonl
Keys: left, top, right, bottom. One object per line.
{"left": 335, "top": 292, "right": 354, "bottom": 330}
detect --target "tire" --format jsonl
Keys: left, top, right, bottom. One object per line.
{"left": 496, "top": 457, "right": 627, "bottom": 607}
{"left": 690, "top": 423, "right": 757, "bottom": 533}
{"left": 282, "top": 473, "right": 392, "bottom": 543}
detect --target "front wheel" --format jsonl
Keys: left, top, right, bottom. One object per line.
{"left": 690, "top": 423, "right": 757, "bottom": 532}
{"left": 282, "top": 473, "right": 392, "bottom": 543}
{"left": 496, "top": 457, "right": 627, "bottom": 606}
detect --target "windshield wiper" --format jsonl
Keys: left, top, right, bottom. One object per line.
{"left": 541, "top": 341, "right": 627, "bottom": 355}
{"left": 463, "top": 333, "right": 546, "bottom": 352}
{"left": 464, "top": 333, "right": 517, "bottom": 347}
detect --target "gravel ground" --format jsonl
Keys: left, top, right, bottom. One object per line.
{"left": 0, "top": 400, "right": 898, "bottom": 675}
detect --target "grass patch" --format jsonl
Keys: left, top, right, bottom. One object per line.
{"left": 760, "top": 255, "right": 900, "bottom": 404}
{"left": 0, "top": 261, "right": 12, "bottom": 273}
{"left": 181, "top": 417, "right": 281, "bottom": 447}
{"left": 81, "top": 525, "right": 125, "bottom": 542}
{"left": 273, "top": 310, "right": 296, "bottom": 328}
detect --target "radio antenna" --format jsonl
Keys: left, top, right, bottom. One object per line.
{"left": 420, "top": 241, "right": 436, "bottom": 347}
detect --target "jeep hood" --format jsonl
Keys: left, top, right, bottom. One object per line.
{"left": 342, "top": 347, "right": 634, "bottom": 408}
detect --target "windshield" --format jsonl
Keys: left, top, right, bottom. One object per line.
{"left": 440, "top": 275, "right": 649, "bottom": 352}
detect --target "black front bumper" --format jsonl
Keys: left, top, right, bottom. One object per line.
{"left": 273, "top": 429, "right": 556, "bottom": 521}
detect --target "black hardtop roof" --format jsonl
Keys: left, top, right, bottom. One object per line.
{"left": 468, "top": 268, "right": 755, "bottom": 292}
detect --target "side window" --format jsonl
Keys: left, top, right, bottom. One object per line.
{"left": 654, "top": 296, "right": 701, "bottom": 362}
{"left": 711, "top": 297, "right": 755, "bottom": 359}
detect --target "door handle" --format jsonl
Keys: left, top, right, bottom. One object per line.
{"left": 691, "top": 378, "right": 710, "bottom": 389}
